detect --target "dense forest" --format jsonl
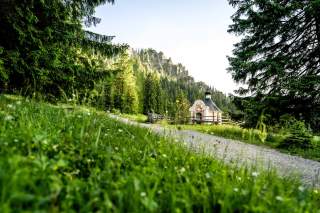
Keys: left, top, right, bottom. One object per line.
{"left": 102, "top": 48, "right": 236, "bottom": 117}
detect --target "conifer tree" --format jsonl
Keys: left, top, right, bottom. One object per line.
{"left": 228, "top": 0, "right": 320, "bottom": 129}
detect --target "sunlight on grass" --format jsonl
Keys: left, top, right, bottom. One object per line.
{"left": 0, "top": 95, "right": 319, "bottom": 212}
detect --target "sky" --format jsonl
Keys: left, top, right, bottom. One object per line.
{"left": 87, "top": 0, "right": 239, "bottom": 94}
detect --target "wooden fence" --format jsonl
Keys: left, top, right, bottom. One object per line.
{"left": 147, "top": 113, "right": 241, "bottom": 126}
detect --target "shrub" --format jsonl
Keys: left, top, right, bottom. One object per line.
{"left": 277, "top": 115, "right": 313, "bottom": 149}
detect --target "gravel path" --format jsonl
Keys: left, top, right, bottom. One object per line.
{"left": 111, "top": 115, "right": 320, "bottom": 188}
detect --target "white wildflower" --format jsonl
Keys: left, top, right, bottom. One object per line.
{"left": 233, "top": 188, "right": 239, "bottom": 192}
{"left": 4, "top": 115, "right": 14, "bottom": 121}
{"left": 275, "top": 196, "right": 283, "bottom": 201}
{"left": 118, "top": 129, "right": 123, "bottom": 133}
{"left": 53, "top": 144, "right": 59, "bottom": 151}
{"left": 140, "top": 192, "right": 146, "bottom": 197}
{"left": 14, "top": 139, "right": 19, "bottom": 143}
{"left": 251, "top": 172, "right": 259, "bottom": 177}
{"left": 180, "top": 167, "right": 186, "bottom": 173}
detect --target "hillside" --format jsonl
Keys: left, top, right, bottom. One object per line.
{"left": 132, "top": 49, "right": 236, "bottom": 112}
{"left": 1, "top": 94, "right": 319, "bottom": 212}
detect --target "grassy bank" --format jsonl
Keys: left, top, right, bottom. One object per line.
{"left": 177, "top": 124, "right": 320, "bottom": 161}
{"left": 0, "top": 95, "right": 320, "bottom": 212}
{"left": 119, "top": 113, "right": 148, "bottom": 123}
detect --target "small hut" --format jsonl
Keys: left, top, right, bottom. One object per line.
{"left": 189, "top": 91, "right": 222, "bottom": 124}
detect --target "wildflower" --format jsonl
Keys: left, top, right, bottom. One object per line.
{"left": 4, "top": 115, "right": 14, "bottom": 121}
{"left": 87, "top": 112, "right": 91, "bottom": 116}
{"left": 251, "top": 172, "right": 259, "bottom": 177}
{"left": 233, "top": 188, "right": 239, "bottom": 192}
{"left": 205, "top": 172, "right": 211, "bottom": 179}
{"left": 162, "top": 154, "right": 167, "bottom": 158}
{"left": 140, "top": 192, "right": 146, "bottom": 197}
{"left": 237, "top": 176, "right": 242, "bottom": 181}
{"left": 53, "top": 144, "right": 59, "bottom": 151}
{"left": 115, "top": 147, "right": 119, "bottom": 151}
{"left": 14, "top": 139, "right": 19, "bottom": 143}
{"left": 180, "top": 167, "right": 186, "bottom": 173}
{"left": 313, "top": 189, "right": 319, "bottom": 194}
{"left": 118, "top": 129, "right": 123, "bottom": 133}
{"left": 275, "top": 196, "right": 283, "bottom": 202}
{"left": 298, "top": 186, "right": 304, "bottom": 192}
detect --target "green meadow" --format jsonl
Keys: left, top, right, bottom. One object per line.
{"left": 0, "top": 95, "right": 319, "bottom": 212}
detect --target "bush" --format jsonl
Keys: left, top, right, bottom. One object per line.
{"left": 277, "top": 115, "right": 313, "bottom": 149}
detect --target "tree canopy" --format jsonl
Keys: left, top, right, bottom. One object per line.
{"left": 0, "top": 0, "right": 126, "bottom": 98}
{"left": 228, "top": 0, "right": 320, "bottom": 130}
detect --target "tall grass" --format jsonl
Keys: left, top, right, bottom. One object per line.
{"left": 0, "top": 95, "right": 319, "bottom": 212}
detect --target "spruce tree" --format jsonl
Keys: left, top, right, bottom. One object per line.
{"left": 228, "top": 0, "right": 320, "bottom": 130}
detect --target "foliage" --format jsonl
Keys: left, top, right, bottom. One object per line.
{"left": 143, "top": 72, "right": 162, "bottom": 114}
{"left": 174, "top": 92, "right": 190, "bottom": 124}
{"left": 228, "top": 0, "right": 320, "bottom": 131}
{"left": 135, "top": 49, "right": 237, "bottom": 115}
{"left": 276, "top": 115, "right": 313, "bottom": 149}
{"left": 1, "top": 95, "right": 320, "bottom": 212}
{"left": 107, "top": 53, "right": 139, "bottom": 113}
{"left": 256, "top": 113, "right": 268, "bottom": 143}
{"left": 0, "top": 0, "right": 126, "bottom": 99}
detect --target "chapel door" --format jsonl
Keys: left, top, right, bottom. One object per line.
{"left": 196, "top": 112, "right": 202, "bottom": 124}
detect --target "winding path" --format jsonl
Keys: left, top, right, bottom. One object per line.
{"left": 111, "top": 115, "right": 320, "bottom": 188}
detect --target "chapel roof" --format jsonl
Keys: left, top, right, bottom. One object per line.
{"left": 204, "top": 98, "right": 222, "bottom": 112}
